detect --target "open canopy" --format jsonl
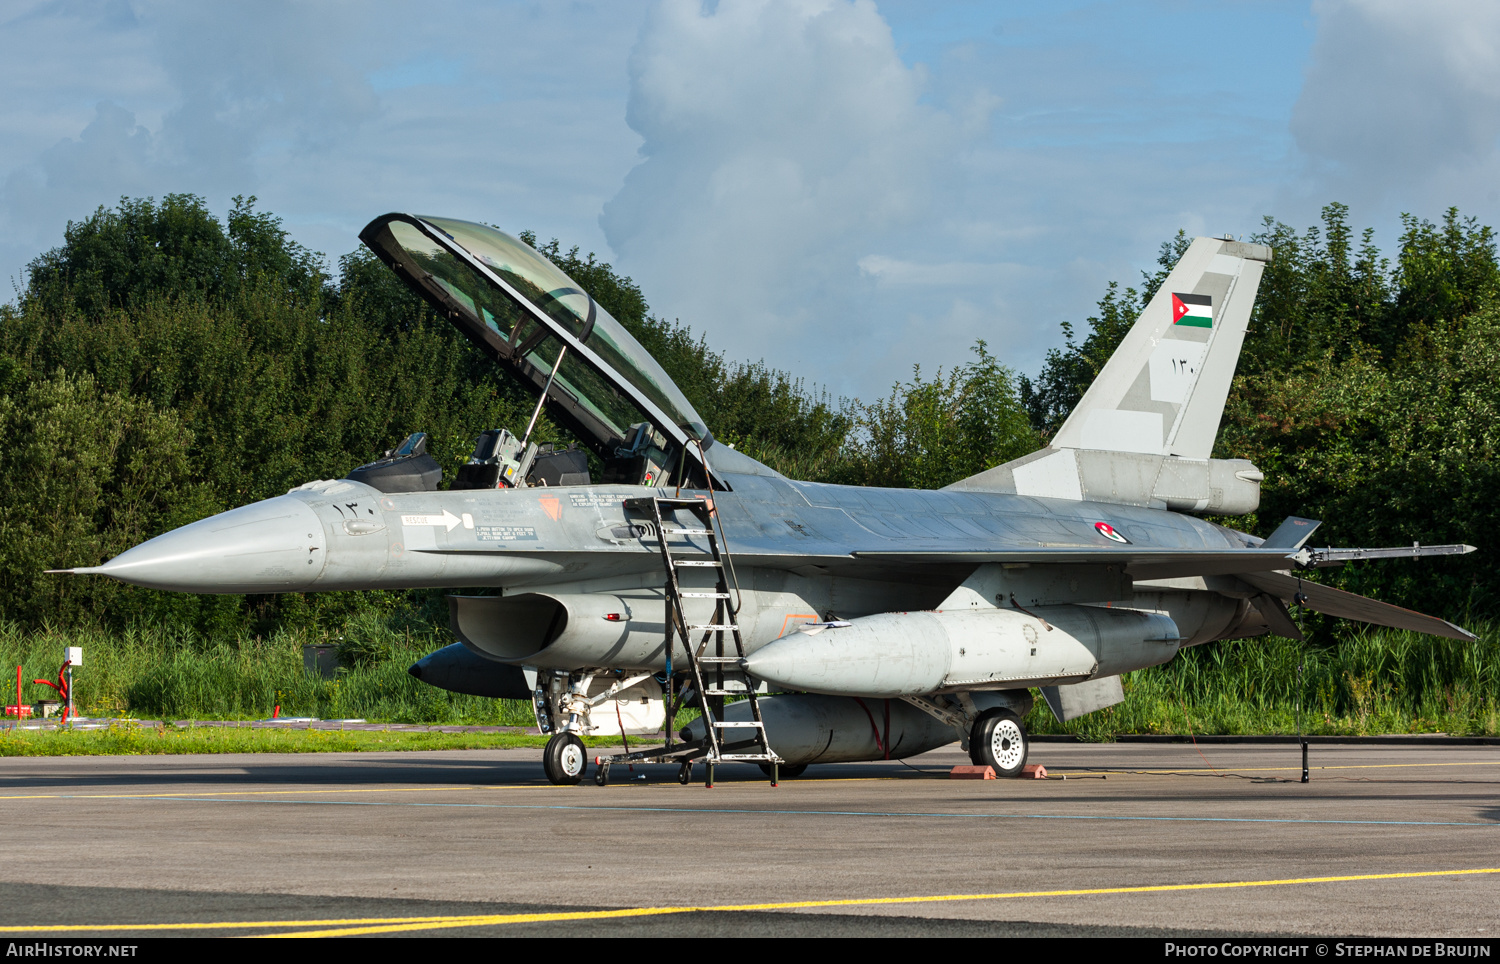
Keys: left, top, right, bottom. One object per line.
{"left": 359, "top": 214, "right": 712, "bottom": 480}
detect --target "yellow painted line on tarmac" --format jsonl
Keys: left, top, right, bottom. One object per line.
{"left": 0, "top": 916, "right": 491, "bottom": 933}
{"left": 1099, "top": 760, "right": 1500, "bottom": 776}
{"left": 0, "top": 760, "right": 1492, "bottom": 804}
{"left": 272, "top": 908, "right": 696, "bottom": 937}
{"left": 764, "top": 776, "right": 905, "bottom": 783}
{"left": 0, "top": 778, "right": 915, "bottom": 803}
{"left": 0, "top": 785, "right": 553, "bottom": 802}
{"left": 666, "top": 761, "right": 1500, "bottom": 782}
{"left": 3, "top": 867, "right": 1497, "bottom": 937}
{"left": 727, "top": 760, "right": 1500, "bottom": 780}
{"left": 253, "top": 866, "right": 1500, "bottom": 936}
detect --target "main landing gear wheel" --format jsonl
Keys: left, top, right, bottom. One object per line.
{"left": 969, "top": 709, "right": 1028, "bottom": 778}
{"left": 543, "top": 733, "right": 587, "bottom": 785}
{"left": 758, "top": 763, "right": 807, "bottom": 779}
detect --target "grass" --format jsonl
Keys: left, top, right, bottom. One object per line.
{"left": 1026, "top": 626, "right": 1500, "bottom": 740}
{"left": 0, "top": 723, "right": 596, "bottom": 756}
{"left": 0, "top": 618, "right": 1493, "bottom": 757}
{"left": 0, "top": 619, "right": 537, "bottom": 726}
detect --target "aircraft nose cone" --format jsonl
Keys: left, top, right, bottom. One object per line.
{"left": 81, "top": 496, "right": 327, "bottom": 593}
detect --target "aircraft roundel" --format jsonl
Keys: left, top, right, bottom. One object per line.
{"left": 1095, "top": 521, "right": 1130, "bottom": 544}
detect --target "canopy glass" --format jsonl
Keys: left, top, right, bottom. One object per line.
{"left": 363, "top": 215, "right": 708, "bottom": 459}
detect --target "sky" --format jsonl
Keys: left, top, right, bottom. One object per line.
{"left": 2, "top": 0, "right": 1497, "bottom": 402}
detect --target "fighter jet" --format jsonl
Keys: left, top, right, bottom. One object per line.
{"left": 56, "top": 216, "right": 1476, "bottom": 785}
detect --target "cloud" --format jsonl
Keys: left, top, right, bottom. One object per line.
{"left": 0, "top": 1, "right": 646, "bottom": 294}
{"left": 857, "top": 255, "right": 1029, "bottom": 288}
{"left": 3, "top": 100, "right": 156, "bottom": 231}
{"left": 599, "top": 0, "right": 1323, "bottom": 397}
{"left": 601, "top": 0, "right": 966, "bottom": 372}
{"left": 0, "top": 1, "right": 382, "bottom": 285}
{"left": 6, "top": 0, "right": 1412, "bottom": 406}
{"left": 151, "top": 3, "right": 380, "bottom": 178}
{"left": 1292, "top": 0, "right": 1500, "bottom": 216}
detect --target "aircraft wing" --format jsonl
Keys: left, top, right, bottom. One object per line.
{"left": 853, "top": 547, "right": 1298, "bottom": 580}
{"left": 1239, "top": 569, "right": 1476, "bottom": 642}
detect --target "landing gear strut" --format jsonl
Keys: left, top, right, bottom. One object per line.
{"left": 543, "top": 733, "right": 588, "bottom": 785}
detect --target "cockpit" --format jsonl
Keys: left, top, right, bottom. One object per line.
{"left": 351, "top": 214, "right": 719, "bottom": 493}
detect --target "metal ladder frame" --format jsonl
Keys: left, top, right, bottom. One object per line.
{"left": 591, "top": 496, "right": 781, "bottom": 787}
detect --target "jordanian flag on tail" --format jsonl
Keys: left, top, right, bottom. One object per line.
{"left": 1172, "top": 292, "right": 1212, "bottom": 328}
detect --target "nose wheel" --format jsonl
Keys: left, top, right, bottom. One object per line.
{"left": 969, "top": 709, "right": 1028, "bottom": 778}
{"left": 543, "top": 733, "right": 588, "bottom": 785}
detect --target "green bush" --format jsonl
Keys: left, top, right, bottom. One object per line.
{"left": 1028, "top": 626, "right": 1500, "bottom": 739}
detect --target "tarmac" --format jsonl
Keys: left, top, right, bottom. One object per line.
{"left": 0, "top": 741, "right": 1495, "bottom": 938}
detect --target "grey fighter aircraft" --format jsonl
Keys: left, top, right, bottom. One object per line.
{"left": 56, "top": 216, "right": 1476, "bottom": 785}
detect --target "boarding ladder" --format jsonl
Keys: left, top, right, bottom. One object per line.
{"left": 592, "top": 496, "right": 781, "bottom": 787}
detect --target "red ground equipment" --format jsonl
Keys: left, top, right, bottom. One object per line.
{"left": 32, "top": 660, "right": 71, "bottom": 723}
{"left": 5, "top": 665, "right": 31, "bottom": 719}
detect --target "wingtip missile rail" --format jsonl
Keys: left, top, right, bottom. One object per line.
{"left": 1293, "top": 543, "right": 1476, "bottom": 569}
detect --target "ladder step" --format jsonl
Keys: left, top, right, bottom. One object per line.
{"left": 633, "top": 495, "right": 776, "bottom": 767}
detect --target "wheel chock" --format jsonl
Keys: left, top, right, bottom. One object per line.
{"left": 1022, "top": 764, "right": 1048, "bottom": 779}
{"left": 949, "top": 765, "right": 995, "bottom": 779}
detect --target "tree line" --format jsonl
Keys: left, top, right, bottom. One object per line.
{"left": 1026, "top": 204, "right": 1500, "bottom": 622}
{"left": 1, "top": 195, "right": 1494, "bottom": 636}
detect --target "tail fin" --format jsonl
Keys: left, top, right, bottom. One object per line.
{"left": 1052, "top": 237, "right": 1271, "bottom": 458}
{"left": 948, "top": 237, "right": 1272, "bottom": 513}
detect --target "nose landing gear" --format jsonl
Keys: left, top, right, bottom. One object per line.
{"left": 543, "top": 732, "right": 588, "bottom": 785}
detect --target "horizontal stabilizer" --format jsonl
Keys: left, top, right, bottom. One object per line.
{"left": 1239, "top": 570, "right": 1476, "bottom": 642}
